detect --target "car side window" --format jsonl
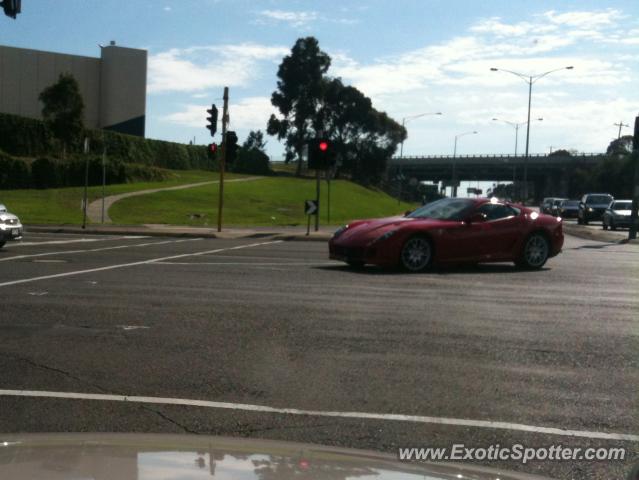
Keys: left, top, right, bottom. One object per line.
{"left": 476, "top": 204, "right": 517, "bottom": 221}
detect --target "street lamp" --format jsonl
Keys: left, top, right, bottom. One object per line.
{"left": 451, "top": 130, "right": 478, "bottom": 197}
{"left": 492, "top": 117, "right": 543, "bottom": 156}
{"left": 490, "top": 66, "right": 573, "bottom": 202}
{"left": 400, "top": 112, "right": 442, "bottom": 158}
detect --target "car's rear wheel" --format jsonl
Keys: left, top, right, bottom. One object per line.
{"left": 400, "top": 236, "right": 433, "bottom": 272}
{"left": 516, "top": 233, "right": 549, "bottom": 269}
{"left": 0, "top": 240, "right": 5, "bottom": 249}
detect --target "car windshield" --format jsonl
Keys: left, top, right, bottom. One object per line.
{"left": 563, "top": 200, "right": 579, "bottom": 207}
{"left": 407, "top": 198, "right": 475, "bottom": 220}
{"left": 613, "top": 202, "right": 631, "bottom": 210}
{"left": 587, "top": 195, "right": 613, "bottom": 204}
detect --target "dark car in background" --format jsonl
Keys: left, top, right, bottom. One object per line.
{"left": 550, "top": 198, "right": 567, "bottom": 216}
{"left": 602, "top": 200, "right": 633, "bottom": 230}
{"left": 559, "top": 199, "right": 580, "bottom": 218}
{"left": 540, "top": 197, "right": 564, "bottom": 214}
{"left": 577, "top": 193, "right": 614, "bottom": 225}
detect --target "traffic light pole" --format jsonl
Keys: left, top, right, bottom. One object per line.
{"left": 629, "top": 116, "right": 639, "bottom": 241}
{"left": 217, "top": 87, "right": 229, "bottom": 233}
{"left": 315, "top": 169, "right": 320, "bottom": 232}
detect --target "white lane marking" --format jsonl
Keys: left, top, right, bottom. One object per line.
{"left": 116, "top": 325, "right": 150, "bottom": 331}
{"left": 12, "top": 237, "right": 132, "bottom": 247}
{"left": 32, "top": 259, "right": 67, "bottom": 263}
{"left": 0, "top": 241, "right": 283, "bottom": 288}
{"left": 27, "top": 291, "right": 48, "bottom": 296}
{"left": 0, "top": 238, "right": 202, "bottom": 263}
{"left": 0, "top": 389, "right": 636, "bottom": 442}
{"left": 153, "top": 261, "right": 339, "bottom": 266}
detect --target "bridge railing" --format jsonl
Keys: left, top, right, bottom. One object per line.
{"left": 391, "top": 153, "right": 604, "bottom": 161}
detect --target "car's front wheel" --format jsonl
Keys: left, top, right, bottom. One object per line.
{"left": 0, "top": 240, "right": 5, "bottom": 249}
{"left": 516, "top": 233, "right": 549, "bottom": 269}
{"left": 610, "top": 219, "right": 617, "bottom": 231}
{"left": 400, "top": 236, "right": 433, "bottom": 272}
{"left": 602, "top": 219, "right": 608, "bottom": 230}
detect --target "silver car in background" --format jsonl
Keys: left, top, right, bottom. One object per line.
{"left": 602, "top": 200, "right": 633, "bottom": 230}
{"left": 0, "top": 203, "right": 23, "bottom": 248}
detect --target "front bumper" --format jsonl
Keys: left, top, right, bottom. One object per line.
{"left": 0, "top": 224, "right": 23, "bottom": 241}
{"left": 582, "top": 208, "right": 606, "bottom": 220}
{"left": 329, "top": 239, "right": 397, "bottom": 267}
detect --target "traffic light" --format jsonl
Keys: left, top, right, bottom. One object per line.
{"left": 206, "top": 105, "right": 218, "bottom": 137}
{"left": 225, "top": 131, "right": 238, "bottom": 164}
{"left": 207, "top": 143, "right": 217, "bottom": 160}
{"left": 308, "top": 138, "right": 333, "bottom": 170}
{"left": 1, "top": 0, "right": 20, "bottom": 18}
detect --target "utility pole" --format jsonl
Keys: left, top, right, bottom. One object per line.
{"left": 614, "top": 121, "right": 629, "bottom": 140}
{"left": 82, "top": 137, "right": 89, "bottom": 229}
{"left": 629, "top": 116, "right": 639, "bottom": 240}
{"left": 217, "top": 87, "right": 229, "bottom": 233}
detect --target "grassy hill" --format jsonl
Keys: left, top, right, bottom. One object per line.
{"left": 109, "top": 176, "right": 414, "bottom": 227}
{"left": 0, "top": 170, "right": 220, "bottom": 224}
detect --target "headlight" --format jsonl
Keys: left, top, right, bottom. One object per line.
{"left": 587, "top": 207, "right": 593, "bottom": 212}
{"left": 371, "top": 229, "right": 398, "bottom": 244}
{"left": 333, "top": 225, "right": 348, "bottom": 238}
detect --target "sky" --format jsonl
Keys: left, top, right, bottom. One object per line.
{"left": 2, "top": 0, "right": 639, "bottom": 161}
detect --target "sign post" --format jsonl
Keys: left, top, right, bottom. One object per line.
{"left": 305, "top": 200, "right": 318, "bottom": 236}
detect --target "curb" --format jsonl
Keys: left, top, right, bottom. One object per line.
{"left": 25, "top": 226, "right": 331, "bottom": 242}
{"left": 562, "top": 224, "right": 630, "bottom": 244}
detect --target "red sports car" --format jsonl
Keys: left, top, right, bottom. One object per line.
{"left": 329, "top": 197, "right": 563, "bottom": 271}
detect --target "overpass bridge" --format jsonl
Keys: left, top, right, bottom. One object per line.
{"left": 388, "top": 153, "right": 606, "bottom": 200}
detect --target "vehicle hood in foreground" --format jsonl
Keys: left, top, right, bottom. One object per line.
{"left": 337, "top": 216, "right": 458, "bottom": 242}
{"left": 0, "top": 433, "right": 553, "bottom": 479}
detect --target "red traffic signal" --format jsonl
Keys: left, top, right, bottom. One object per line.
{"left": 319, "top": 141, "right": 328, "bottom": 152}
{"left": 209, "top": 143, "right": 217, "bottom": 154}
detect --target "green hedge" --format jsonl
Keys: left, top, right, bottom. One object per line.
{"left": 0, "top": 112, "right": 211, "bottom": 170}
{"left": 0, "top": 151, "right": 171, "bottom": 190}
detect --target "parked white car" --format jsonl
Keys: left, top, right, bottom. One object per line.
{"left": 0, "top": 203, "right": 23, "bottom": 248}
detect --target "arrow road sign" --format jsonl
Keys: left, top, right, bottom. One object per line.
{"left": 305, "top": 200, "right": 318, "bottom": 215}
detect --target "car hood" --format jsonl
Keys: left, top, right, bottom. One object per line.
{"left": 338, "top": 216, "right": 458, "bottom": 242}
{"left": 0, "top": 433, "right": 553, "bottom": 480}
{"left": 0, "top": 212, "right": 20, "bottom": 222}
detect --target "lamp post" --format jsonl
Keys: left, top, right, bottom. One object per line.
{"left": 452, "top": 130, "right": 478, "bottom": 197}
{"left": 492, "top": 117, "right": 543, "bottom": 201}
{"left": 399, "top": 112, "right": 442, "bottom": 158}
{"left": 490, "top": 66, "right": 573, "bottom": 203}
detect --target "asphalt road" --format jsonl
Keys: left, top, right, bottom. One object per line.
{"left": 0, "top": 231, "right": 637, "bottom": 479}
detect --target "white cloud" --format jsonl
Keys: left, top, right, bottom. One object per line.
{"left": 163, "top": 6, "right": 171, "bottom": 12}
{"left": 163, "top": 97, "right": 274, "bottom": 131}
{"left": 148, "top": 43, "right": 289, "bottom": 93}
{"left": 258, "top": 9, "right": 318, "bottom": 28}
{"left": 327, "top": 8, "right": 637, "bottom": 155}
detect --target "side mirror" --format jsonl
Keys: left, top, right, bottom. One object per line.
{"left": 466, "top": 212, "right": 487, "bottom": 224}
{"left": 404, "top": 210, "right": 412, "bottom": 217}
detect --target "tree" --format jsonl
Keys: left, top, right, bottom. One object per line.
{"left": 231, "top": 130, "right": 271, "bottom": 175}
{"left": 39, "top": 73, "right": 85, "bottom": 158}
{"left": 606, "top": 135, "right": 633, "bottom": 156}
{"left": 319, "top": 78, "right": 406, "bottom": 183}
{"left": 243, "top": 130, "right": 267, "bottom": 152}
{"left": 267, "top": 37, "right": 330, "bottom": 176}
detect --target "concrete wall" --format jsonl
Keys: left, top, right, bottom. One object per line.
{"left": 0, "top": 44, "right": 146, "bottom": 136}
